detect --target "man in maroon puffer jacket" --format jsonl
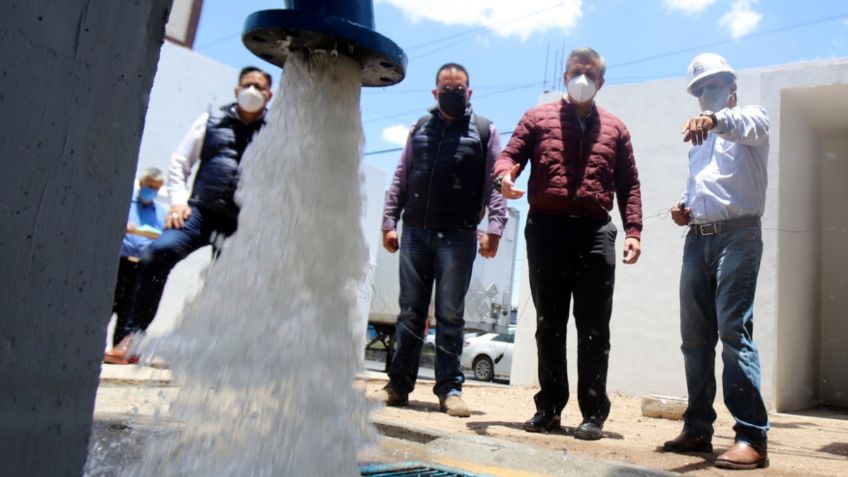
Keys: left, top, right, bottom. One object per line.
{"left": 494, "top": 47, "right": 643, "bottom": 440}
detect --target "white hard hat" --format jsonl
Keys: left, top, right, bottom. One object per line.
{"left": 687, "top": 53, "right": 736, "bottom": 95}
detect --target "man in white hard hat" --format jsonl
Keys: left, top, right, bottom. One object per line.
{"left": 662, "top": 53, "right": 770, "bottom": 470}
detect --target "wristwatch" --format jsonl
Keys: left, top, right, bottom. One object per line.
{"left": 700, "top": 110, "right": 717, "bottom": 128}
{"left": 493, "top": 175, "right": 505, "bottom": 193}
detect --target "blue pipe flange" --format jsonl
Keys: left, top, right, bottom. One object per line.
{"left": 242, "top": 2, "right": 407, "bottom": 87}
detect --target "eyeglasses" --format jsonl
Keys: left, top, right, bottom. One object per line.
{"left": 438, "top": 85, "right": 467, "bottom": 94}
{"left": 691, "top": 77, "right": 726, "bottom": 97}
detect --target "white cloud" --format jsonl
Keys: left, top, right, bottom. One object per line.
{"left": 720, "top": 0, "right": 762, "bottom": 39}
{"left": 376, "top": 0, "right": 583, "bottom": 41}
{"left": 382, "top": 124, "right": 411, "bottom": 147}
{"left": 663, "top": 0, "right": 718, "bottom": 15}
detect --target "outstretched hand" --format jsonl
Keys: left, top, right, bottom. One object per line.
{"left": 499, "top": 164, "right": 525, "bottom": 199}
{"left": 681, "top": 114, "right": 715, "bottom": 146}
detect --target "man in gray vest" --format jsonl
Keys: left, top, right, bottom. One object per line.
{"left": 105, "top": 66, "right": 273, "bottom": 364}
{"left": 372, "top": 63, "right": 507, "bottom": 417}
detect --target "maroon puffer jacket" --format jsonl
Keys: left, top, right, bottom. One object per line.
{"left": 495, "top": 99, "right": 643, "bottom": 239}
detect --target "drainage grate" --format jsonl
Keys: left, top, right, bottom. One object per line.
{"left": 359, "top": 461, "right": 488, "bottom": 477}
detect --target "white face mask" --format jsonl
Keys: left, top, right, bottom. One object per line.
{"left": 565, "top": 74, "right": 597, "bottom": 104}
{"left": 698, "top": 85, "right": 732, "bottom": 112}
{"left": 237, "top": 86, "right": 266, "bottom": 113}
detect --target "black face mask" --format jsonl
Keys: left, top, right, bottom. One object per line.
{"left": 438, "top": 90, "right": 467, "bottom": 118}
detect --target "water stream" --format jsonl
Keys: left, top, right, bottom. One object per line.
{"left": 127, "top": 52, "right": 371, "bottom": 476}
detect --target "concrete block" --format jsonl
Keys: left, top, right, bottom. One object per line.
{"left": 99, "top": 364, "right": 172, "bottom": 387}
{"left": 641, "top": 395, "right": 688, "bottom": 420}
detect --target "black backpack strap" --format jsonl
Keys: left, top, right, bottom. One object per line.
{"left": 474, "top": 115, "right": 491, "bottom": 150}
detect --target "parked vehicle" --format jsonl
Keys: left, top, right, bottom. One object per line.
{"left": 425, "top": 330, "right": 480, "bottom": 352}
{"left": 460, "top": 332, "right": 514, "bottom": 382}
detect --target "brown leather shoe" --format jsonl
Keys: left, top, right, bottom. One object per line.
{"left": 103, "top": 336, "right": 139, "bottom": 365}
{"left": 662, "top": 431, "right": 713, "bottom": 453}
{"left": 715, "top": 442, "right": 769, "bottom": 470}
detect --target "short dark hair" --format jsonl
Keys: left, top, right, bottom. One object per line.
{"left": 435, "top": 63, "right": 470, "bottom": 86}
{"left": 239, "top": 66, "right": 272, "bottom": 88}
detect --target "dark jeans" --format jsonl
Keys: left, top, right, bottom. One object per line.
{"left": 680, "top": 222, "right": 769, "bottom": 449}
{"left": 388, "top": 224, "right": 477, "bottom": 397}
{"left": 122, "top": 205, "right": 237, "bottom": 336}
{"left": 525, "top": 215, "right": 617, "bottom": 423}
{"left": 112, "top": 257, "right": 140, "bottom": 346}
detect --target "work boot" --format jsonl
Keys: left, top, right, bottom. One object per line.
{"left": 369, "top": 386, "right": 408, "bottom": 407}
{"left": 574, "top": 418, "right": 604, "bottom": 440}
{"left": 439, "top": 394, "right": 471, "bottom": 417}
{"left": 662, "top": 431, "right": 713, "bottom": 453}
{"left": 523, "top": 410, "right": 561, "bottom": 433}
{"left": 103, "top": 335, "right": 139, "bottom": 365}
{"left": 715, "top": 442, "right": 769, "bottom": 470}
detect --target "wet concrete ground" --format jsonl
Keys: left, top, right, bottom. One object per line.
{"left": 86, "top": 364, "right": 671, "bottom": 476}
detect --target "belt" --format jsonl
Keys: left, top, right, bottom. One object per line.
{"left": 689, "top": 217, "right": 760, "bottom": 236}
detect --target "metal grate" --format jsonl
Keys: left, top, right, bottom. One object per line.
{"left": 359, "top": 461, "right": 487, "bottom": 477}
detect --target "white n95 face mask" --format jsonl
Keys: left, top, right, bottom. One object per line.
{"left": 237, "top": 86, "right": 266, "bottom": 113}
{"left": 565, "top": 74, "right": 597, "bottom": 104}
{"left": 698, "top": 85, "right": 732, "bottom": 112}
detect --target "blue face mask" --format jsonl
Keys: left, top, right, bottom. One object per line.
{"left": 139, "top": 187, "right": 158, "bottom": 203}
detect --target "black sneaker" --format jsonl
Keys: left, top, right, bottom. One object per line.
{"left": 574, "top": 418, "right": 604, "bottom": 440}
{"left": 523, "top": 410, "right": 561, "bottom": 433}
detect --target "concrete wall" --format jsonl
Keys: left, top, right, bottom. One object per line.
{"left": 762, "top": 64, "right": 848, "bottom": 411}
{"left": 0, "top": 1, "right": 170, "bottom": 475}
{"left": 772, "top": 90, "right": 822, "bottom": 410}
{"left": 819, "top": 136, "right": 848, "bottom": 407}
{"left": 510, "top": 58, "right": 848, "bottom": 412}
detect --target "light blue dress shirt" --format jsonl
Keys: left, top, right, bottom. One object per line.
{"left": 120, "top": 197, "right": 166, "bottom": 258}
{"left": 682, "top": 105, "right": 770, "bottom": 224}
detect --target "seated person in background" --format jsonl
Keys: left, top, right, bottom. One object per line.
{"left": 107, "top": 167, "right": 166, "bottom": 360}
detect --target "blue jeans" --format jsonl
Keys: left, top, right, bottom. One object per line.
{"left": 121, "top": 205, "right": 237, "bottom": 336}
{"left": 388, "top": 224, "right": 477, "bottom": 397}
{"left": 679, "top": 223, "right": 769, "bottom": 449}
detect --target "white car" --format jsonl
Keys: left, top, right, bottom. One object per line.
{"left": 424, "top": 330, "right": 479, "bottom": 352}
{"left": 460, "top": 332, "right": 514, "bottom": 382}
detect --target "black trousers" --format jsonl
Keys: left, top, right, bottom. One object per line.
{"left": 525, "top": 215, "right": 617, "bottom": 423}
{"left": 112, "top": 257, "right": 141, "bottom": 346}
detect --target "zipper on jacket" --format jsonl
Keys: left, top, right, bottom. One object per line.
{"left": 423, "top": 126, "right": 447, "bottom": 228}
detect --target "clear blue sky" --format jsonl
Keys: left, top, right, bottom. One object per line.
{"left": 191, "top": 0, "right": 848, "bottom": 303}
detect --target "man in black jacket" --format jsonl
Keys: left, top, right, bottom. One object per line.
{"left": 372, "top": 63, "right": 508, "bottom": 416}
{"left": 105, "top": 66, "right": 273, "bottom": 364}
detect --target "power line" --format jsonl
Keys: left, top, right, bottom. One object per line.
{"left": 404, "top": 1, "right": 569, "bottom": 53}
{"left": 364, "top": 130, "right": 515, "bottom": 157}
{"left": 609, "top": 11, "right": 848, "bottom": 70}
{"left": 195, "top": 32, "right": 240, "bottom": 51}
